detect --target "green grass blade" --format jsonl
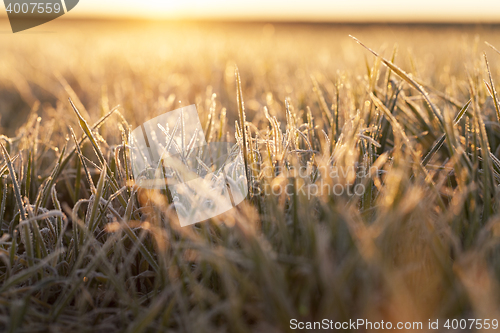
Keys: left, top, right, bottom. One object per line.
{"left": 370, "top": 93, "right": 446, "bottom": 210}
{"left": 0, "top": 142, "right": 26, "bottom": 220}
{"left": 350, "top": 35, "right": 445, "bottom": 129}
{"left": 422, "top": 99, "right": 471, "bottom": 166}
{"left": 484, "top": 53, "right": 500, "bottom": 123}
{"left": 87, "top": 164, "right": 107, "bottom": 234}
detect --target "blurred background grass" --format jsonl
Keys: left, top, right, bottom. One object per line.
{"left": 1, "top": 20, "right": 499, "bottom": 135}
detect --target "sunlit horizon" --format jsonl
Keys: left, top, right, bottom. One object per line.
{"left": 1, "top": 0, "right": 500, "bottom": 22}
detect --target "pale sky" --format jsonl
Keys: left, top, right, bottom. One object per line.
{"left": 1, "top": 0, "right": 500, "bottom": 22}
{"left": 72, "top": 0, "right": 500, "bottom": 22}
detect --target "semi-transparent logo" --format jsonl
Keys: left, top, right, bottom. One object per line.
{"left": 129, "top": 105, "right": 248, "bottom": 227}
{"left": 3, "top": 0, "right": 79, "bottom": 33}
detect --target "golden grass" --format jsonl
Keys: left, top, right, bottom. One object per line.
{"left": 0, "top": 20, "right": 500, "bottom": 332}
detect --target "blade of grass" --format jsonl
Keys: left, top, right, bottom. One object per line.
{"left": 0, "top": 143, "right": 25, "bottom": 220}
{"left": 484, "top": 53, "right": 500, "bottom": 123}
{"left": 69, "top": 99, "right": 128, "bottom": 209}
{"left": 350, "top": 35, "right": 445, "bottom": 129}
{"left": 0, "top": 177, "right": 7, "bottom": 230}
{"left": 486, "top": 41, "right": 500, "bottom": 56}
{"left": 235, "top": 67, "right": 251, "bottom": 196}
{"left": 69, "top": 127, "right": 95, "bottom": 195}
{"left": 0, "top": 249, "right": 63, "bottom": 293}
{"left": 25, "top": 150, "right": 31, "bottom": 201}
{"left": 422, "top": 99, "right": 472, "bottom": 167}
{"left": 370, "top": 93, "right": 446, "bottom": 210}
{"left": 87, "top": 164, "right": 107, "bottom": 234}
{"left": 0, "top": 142, "right": 34, "bottom": 268}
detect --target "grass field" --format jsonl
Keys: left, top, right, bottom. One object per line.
{"left": 1, "top": 20, "right": 500, "bottom": 332}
